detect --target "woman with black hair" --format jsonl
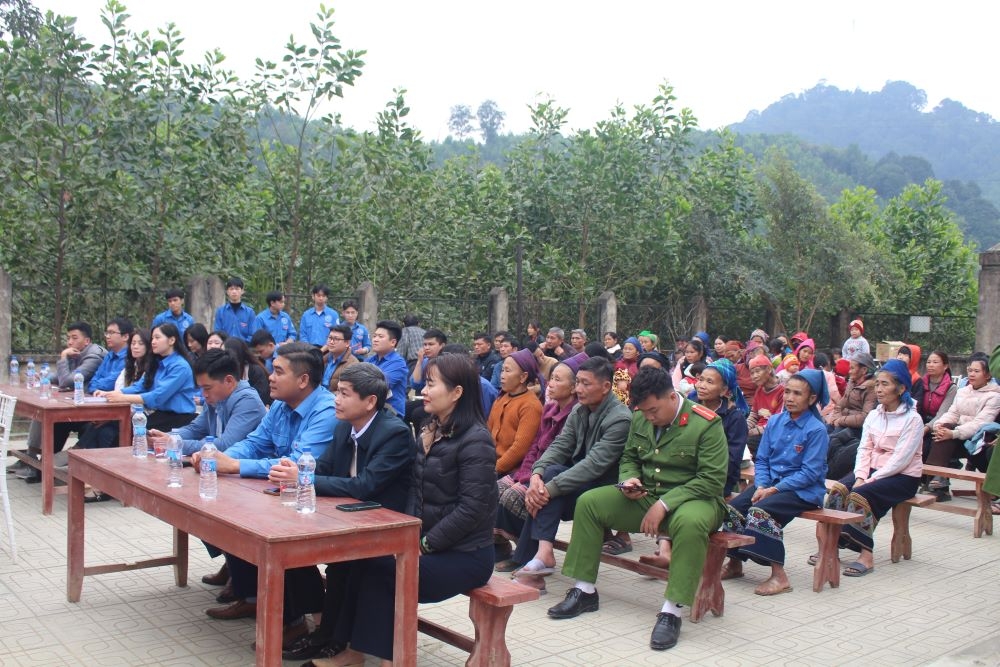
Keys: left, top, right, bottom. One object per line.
{"left": 222, "top": 336, "right": 272, "bottom": 406}
{"left": 320, "top": 353, "right": 497, "bottom": 666}
{"left": 183, "top": 322, "right": 209, "bottom": 359}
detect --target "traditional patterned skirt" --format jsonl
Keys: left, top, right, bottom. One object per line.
{"left": 495, "top": 476, "right": 528, "bottom": 541}
{"left": 825, "top": 471, "right": 920, "bottom": 553}
{"left": 724, "top": 486, "right": 818, "bottom": 566}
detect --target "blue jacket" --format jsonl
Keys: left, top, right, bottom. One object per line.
{"left": 152, "top": 309, "right": 195, "bottom": 339}
{"left": 89, "top": 347, "right": 127, "bottom": 393}
{"left": 175, "top": 380, "right": 267, "bottom": 455}
{"left": 367, "top": 351, "right": 408, "bottom": 418}
{"left": 254, "top": 309, "right": 297, "bottom": 344}
{"left": 314, "top": 408, "right": 415, "bottom": 512}
{"left": 754, "top": 409, "right": 828, "bottom": 505}
{"left": 213, "top": 302, "right": 257, "bottom": 341}
{"left": 299, "top": 306, "right": 340, "bottom": 346}
{"left": 121, "top": 352, "right": 196, "bottom": 414}
{"left": 348, "top": 321, "right": 371, "bottom": 357}
{"left": 224, "top": 385, "right": 336, "bottom": 478}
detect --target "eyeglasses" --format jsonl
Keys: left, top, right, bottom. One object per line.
{"left": 105, "top": 330, "right": 121, "bottom": 336}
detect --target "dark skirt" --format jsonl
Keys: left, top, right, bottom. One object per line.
{"left": 725, "top": 486, "right": 818, "bottom": 566}
{"left": 826, "top": 470, "right": 920, "bottom": 552}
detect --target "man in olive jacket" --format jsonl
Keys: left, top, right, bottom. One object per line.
{"left": 502, "top": 358, "right": 631, "bottom": 576}
{"left": 548, "top": 367, "right": 728, "bottom": 653}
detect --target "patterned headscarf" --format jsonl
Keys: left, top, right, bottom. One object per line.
{"left": 705, "top": 358, "right": 749, "bottom": 416}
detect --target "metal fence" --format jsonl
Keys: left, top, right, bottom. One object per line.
{"left": 853, "top": 312, "right": 977, "bottom": 356}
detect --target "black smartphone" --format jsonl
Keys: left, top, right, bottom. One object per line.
{"left": 336, "top": 500, "right": 382, "bottom": 512}
{"left": 263, "top": 487, "right": 280, "bottom": 496}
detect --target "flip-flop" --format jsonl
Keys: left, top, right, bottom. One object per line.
{"left": 602, "top": 534, "right": 633, "bottom": 555}
{"left": 807, "top": 553, "right": 820, "bottom": 566}
{"left": 512, "top": 563, "right": 555, "bottom": 577}
{"left": 990, "top": 501, "right": 1000, "bottom": 516}
{"left": 754, "top": 583, "right": 793, "bottom": 596}
{"left": 843, "top": 561, "right": 873, "bottom": 577}
{"left": 494, "top": 559, "right": 521, "bottom": 573}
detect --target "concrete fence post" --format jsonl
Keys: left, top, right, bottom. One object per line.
{"left": 356, "top": 281, "right": 378, "bottom": 332}
{"left": 976, "top": 245, "right": 1000, "bottom": 354}
{"left": 0, "top": 267, "right": 11, "bottom": 373}
{"left": 186, "top": 275, "right": 225, "bottom": 327}
{"left": 598, "top": 291, "right": 617, "bottom": 337}
{"left": 489, "top": 287, "right": 509, "bottom": 334}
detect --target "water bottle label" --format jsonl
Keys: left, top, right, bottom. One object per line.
{"left": 135, "top": 427, "right": 147, "bottom": 436}
{"left": 168, "top": 449, "right": 180, "bottom": 462}
{"left": 201, "top": 460, "right": 217, "bottom": 474}
{"left": 298, "top": 471, "right": 314, "bottom": 486}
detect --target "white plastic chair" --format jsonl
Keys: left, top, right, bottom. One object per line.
{"left": 0, "top": 393, "right": 17, "bottom": 562}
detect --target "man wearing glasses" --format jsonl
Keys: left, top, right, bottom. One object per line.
{"left": 321, "top": 325, "right": 359, "bottom": 392}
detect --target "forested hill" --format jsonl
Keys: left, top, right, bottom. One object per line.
{"left": 728, "top": 81, "right": 1000, "bottom": 246}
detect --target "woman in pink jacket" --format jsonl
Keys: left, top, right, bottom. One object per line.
{"left": 817, "top": 359, "right": 924, "bottom": 577}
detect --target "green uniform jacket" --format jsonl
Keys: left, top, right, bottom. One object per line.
{"left": 618, "top": 395, "right": 728, "bottom": 512}
{"left": 532, "top": 390, "right": 633, "bottom": 498}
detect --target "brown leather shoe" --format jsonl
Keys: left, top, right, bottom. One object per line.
{"left": 206, "top": 599, "right": 257, "bottom": 620}
{"left": 215, "top": 583, "right": 237, "bottom": 604}
{"left": 202, "top": 562, "right": 230, "bottom": 586}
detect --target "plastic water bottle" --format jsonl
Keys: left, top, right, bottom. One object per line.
{"left": 73, "top": 371, "right": 85, "bottom": 405}
{"left": 131, "top": 405, "right": 147, "bottom": 458}
{"left": 167, "top": 431, "right": 184, "bottom": 488}
{"left": 296, "top": 444, "right": 316, "bottom": 514}
{"left": 199, "top": 436, "right": 218, "bottom": 500}
{"left": 39, "top": 373, "right": 51, "bottom": 399}
{"left": 8, "top": 356, "right": 18, "bottom": 386}
{"left": 25, "top": 358, "right": 35, "bottom": 389}
{"left": 39, "top": 362, "right": 49, "bottom": 385}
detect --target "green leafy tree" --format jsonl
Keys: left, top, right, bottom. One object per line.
{"left": 476, "top": 99, "right": 504, "bottom": 145}
{"left": 447, "top": 103, "right": 474, "bottom": 139}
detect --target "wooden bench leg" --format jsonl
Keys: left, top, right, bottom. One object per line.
{"left": 974, "top": 484, "right": 994, "bottom": 538}
{"left": 890, "top": 503, "right": 912, "bottom": 563}
{"left": 812, "top": 523, "right": 843, "bottom": 592}
{"left": 467, "top": 598, "right": 514, "bottom": 667}
{"left": 691, "top": 541, "right": 727, "bottom": 623}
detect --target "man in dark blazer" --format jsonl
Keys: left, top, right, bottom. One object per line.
{"left": 281, "top": 363, "right": 416, "bottom": 661}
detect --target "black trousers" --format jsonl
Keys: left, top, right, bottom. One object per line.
{"left": 225, "top": 553, "right": 325, "bottom": 624}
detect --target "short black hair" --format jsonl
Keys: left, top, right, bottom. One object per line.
{"left": 311, "top": 284, "right": 330, "bottom": 297}
{"left": 629, "top": 367, "right": 674, "bottom": 406}
{"left": 584, "top": 341, "right": 612, "bottom": 361}
{"left": 578, "top": 357, "right": 613, "bottom": 383}
{"left": 376, "top": 320, "right": 402, "bottom": 344}
{"left": 473, "top": 332, "right": 491, "bottom": 344}
{"left": 109, "top": 317, "right": 134, "bottom": 337}
{"left": 342, "top": 299, "right": 359, "bottom": 311}
{"left": 330, "top": 324, "right": 352, "bottom": 341}
{"left": 67, "top": 321, "right": 93, "bottom": 340}
{"left": 338, "top": 364, "right": 389, "bottom": 412}
{"left": 424, "top": 329, "right": 448, "bottom": 345}
{"left": 250, "top": 329, "right": 275, "bottom": 347}
{"left": 265, "top": 291, "right": 285, "bottom": 306}
{"left": 225, "top": 276, "right": 244, "bottom": 288}
{"left": 896, "top": 345, "right": 912, "bottom": 359}
{"left": 604, "top": 332, "right": 619, "bottom": 342}
{"left": 402, "top": 313, "right": 420, "bottom": 327}
{"left": 276, "top": 342, "right": 323, "bottom": 388}
{"left": 193, "top": 348, "right": 240, "bottom": 381}
{"left": 440, "top": 343, "right": 470, "bottom": 356}
{"left": 164, "top": 288, "right": 184, "bottom": 300}
{"left": 813, "top": 352, "right": 830, "bottom": 370}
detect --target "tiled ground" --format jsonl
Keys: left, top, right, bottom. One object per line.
{"left": 1, "top": 440, "right": 998, "bottom": 666}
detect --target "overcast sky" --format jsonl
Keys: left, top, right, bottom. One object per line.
{"left": 37, "top": 0, "right": 998, "bottom": 141}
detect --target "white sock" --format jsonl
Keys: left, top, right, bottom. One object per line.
{"left": 661, "top": 600, "right": 683, "bottom": 616}
{"left": 575, "top": 581, "right": 596, "bottom": 594}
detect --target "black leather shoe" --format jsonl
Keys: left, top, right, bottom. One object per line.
{"left": 547, "top": 587, "right": 599, "bottom": 619}
{"left": 650, "top": 612, "right": 681, "bottom": 650}
{"left": 283, "top": 631, "right": 343, "bottom": 661}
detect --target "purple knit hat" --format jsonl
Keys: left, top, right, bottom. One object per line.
{"left": 560, "top": 352, "right": 589, "bottom": 376}
{"left": 509, "top": 348, "right": 539, "bottom": 383}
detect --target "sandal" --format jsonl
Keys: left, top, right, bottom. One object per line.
{"left": 494, "top": 559, "right": 521, "bottom": 573}
{"left": 602, "top": 534, "right": 633, "bottom": 555}
{"left": 807, "top": 553, "right": 820, "bottom": 566}
{"left": 990, "top": 501, "right": 1000, "bottom": 516}
{"left": 843, "top": 561, "right": 873, "bottom": 577}
{"left": 84, "top": 490, "right": 115, "bottom": 503}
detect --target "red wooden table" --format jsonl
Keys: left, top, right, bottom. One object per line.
{"left": 2, "top": 383, "right": 132, "bottom": 514}
{"left": 66, "top": 448, "right": 421, "bottom": 667}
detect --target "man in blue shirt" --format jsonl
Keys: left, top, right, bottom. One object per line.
{"left": 200, "top": 342, "right": 337, "bottom": 622}
{"left": 151, "top": 288, "right": 195, "bottom": 339}
{"left": 366, "top": 320, "right": 408, "bottom": 419}
{"left": 249, "top": 330, "right": 278, "bottom": 373}
{"left": 321, "top": 324, "right": 359, "bottom": 391}
{"left": 341, "top": 299, "right": 370, "bottom": 358}
{"left": 213, "top": 277, "right": 257, "bottom": 342}
{"left": 299, "top": 284, "right": 339, "bottom": 346}
{"left": 254, "top": 291, "right": 297, "bottom": 345}
{"left": 404, "top": 329, "right": 447, "bottom": 433}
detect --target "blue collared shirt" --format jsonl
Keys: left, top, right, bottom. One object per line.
{"left": 348, "top": 321, "right": 371, "bottom": 356}
{"left": 151, "top": 309, "right": 195, "bottom": 338}
{"left": 754, "top": 409, "right": 829, "bottom": 505}
{"left": 121, "top": 352, "right": 196, "bottom": 414}
{"left": 367, "top": 351, "right": 408, "bottom": 418}
{"left": 254, "top": 309, "right": 297, "bottom": 344}
{"left": 480, "top": 376, "right": 498, "bottom": 417}
{"left": 175, "top": 381, "right": 267, "bottom": 455}
{"left": 224, "top": 385, "right": 337, "bottom": 477}
{"left": 299, "top": 306, "right": 340, "bottom": 346}
{"left": 213, "top": 302, "right": 258, "bottom": 341}
{"left": 88, "top": 347, "right": 127, "bottom": 393}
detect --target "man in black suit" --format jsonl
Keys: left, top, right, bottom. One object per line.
{"left": 280, "top": 363, "right": 416, "bottom": 661}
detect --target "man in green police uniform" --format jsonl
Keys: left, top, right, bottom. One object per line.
{"left": 547, "top": 367, "right": 728, "bottom": 651}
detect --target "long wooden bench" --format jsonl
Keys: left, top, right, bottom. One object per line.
{"left": 554, "top": 532, "right": 754, "bottom": 622}
{"left": 890, "top": 493, "right": 937, "bottom": 563}
{"left": 922, "top": 465, "right": 993, "bottom": 538}
{"left": 417, "top": 576, "right": 538, "bottom": 667}
{"left": 801, "top": 508, "right": 864, "bottom": 592}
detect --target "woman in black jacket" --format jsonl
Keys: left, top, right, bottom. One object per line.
{"left": 319, "top": 353, "right": 497, "bottom": 667}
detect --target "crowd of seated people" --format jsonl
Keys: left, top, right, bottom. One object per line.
{"left": 11, "top": 291, "right": 1000, "bottom": 659}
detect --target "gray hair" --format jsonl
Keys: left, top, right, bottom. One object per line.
{"left": 547, "top": 327, "right": 565, "bottom": 340}
{"left": 339, "top": 363, "right": 389, "bottom": 412}
{"left": 571, "top": 329, "right": 587, "bottom": 339}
